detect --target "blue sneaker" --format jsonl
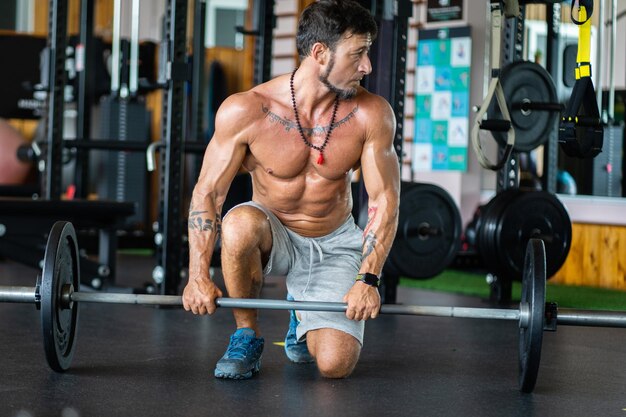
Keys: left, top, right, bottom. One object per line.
{"left": 284, "top": 295, "right": 314, "bottom": 364}
{"left": 214, "top": 328, "right": 264, "bottom": 379}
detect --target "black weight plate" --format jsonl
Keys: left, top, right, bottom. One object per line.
{"left": 475, "top": 189, "right": 521, "bottom": 276}
{"left": 41, "top": 221, "right": 80, "bottom": 372}
{"left": 488, "top": 61, "right": 558, "bottom": 152}
{"left": 495, "top": 190, "right": 571, "bottom": 280}
{"left": 387, "top": 182, "right": 462, "bottom": 279}
{"left": 519, "top": 238, "right": 546, "bottom": 393}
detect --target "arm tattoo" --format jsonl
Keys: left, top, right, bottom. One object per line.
{"left": 189, "top": 209, "right": 222, "bottom": 235}
{"left": 362, "top": 231, "right": 377, "bottom": 260}
{"left": 363, "top": 207, "right": 378, "bottom": 237}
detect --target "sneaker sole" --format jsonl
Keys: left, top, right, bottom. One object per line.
{"left": 214, "top": 361, "right": 261, "bottom": 380}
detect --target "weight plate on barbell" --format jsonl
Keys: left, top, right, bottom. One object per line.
{"left": 519, "top": 238, "right": 546, "bottom": 393}
{"left": 496, "top": 190, "right": 571, "bottom": 280}
{"left": 386, "top": 182, "right": 462, "bottom": 279}
{"left": 41, "top": 221, "right": 80, "bottom": 372}
{"left": 488, "top": 61, "right": 558, "bottom": 152}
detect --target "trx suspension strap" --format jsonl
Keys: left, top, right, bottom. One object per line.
{"left": 558, "top": 0, "right": 603, "bottom": 158}
{"left": 471, "top": 2, "right": 515, "bottom": 171}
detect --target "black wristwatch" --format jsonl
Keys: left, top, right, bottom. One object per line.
{"left": 355, "top": 273, "right": 380, "bottom": 288}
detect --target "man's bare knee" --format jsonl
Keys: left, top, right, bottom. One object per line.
{"left": 221, "top": 206, "right": 272, "bottom": 256}
{"left": 307, "top": 329, "right": 361, "bottom": 379}
{"left": 316, "top": 353, "right": 358, "bottom": 379}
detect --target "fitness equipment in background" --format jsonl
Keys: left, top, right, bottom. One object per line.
{"left": 384, "top": 182, "right": 462, "bottom": 280}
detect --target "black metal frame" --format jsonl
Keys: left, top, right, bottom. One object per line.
{"left": 496, "top": 2, "right": 524, "bottom": 193}
{"left": 489, "top": 1, "right": 526, "bottom": 304}
{"left": 252, "top": 0, "right": 276, "bottom": 85}
{"left": 43, "top": 0, "right": 69, "bottom": 201}
{"left": 542, "top": 2, "right": 560, "bottom": 194}
{"left": 155, "top": 0, "right": 189, "bottom": 295}
{"left": 236, "top": 0, "right": 276, "bottom": 85}
{"left": 74, "top": 0, "right": 96, "bottom": 199}
{"left": 189, "top": 0, "right": 206, "bottom": 142}
{"left": 363, "top": 0, "right": 411, "bottom": 163}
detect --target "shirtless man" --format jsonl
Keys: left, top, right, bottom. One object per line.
{"left": 182, "top": 0, "right": 400, "bottom": 379}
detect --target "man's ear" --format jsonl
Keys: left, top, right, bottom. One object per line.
{"left": 310, "top": 42, "right": 329, "bottom": 64}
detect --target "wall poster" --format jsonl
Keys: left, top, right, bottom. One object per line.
{"left": 413, "top": 26, "right": 471, "bottom": 172}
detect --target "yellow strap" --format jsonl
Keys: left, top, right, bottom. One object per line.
{"left": 576, "top": 6, "right": 591, "bottom": 71}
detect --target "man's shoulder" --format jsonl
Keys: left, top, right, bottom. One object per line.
{"left": 354, "top": 88, "right": 393, "bottom": 111}
{"left": 352, "top": 88, "right": 394, "bottom": 124}
{"left": 221, "top": 77, "right": 286, "bottom": 114}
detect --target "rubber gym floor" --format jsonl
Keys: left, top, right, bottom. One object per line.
{"left": 1, "top": 254, "right": 625, "bottom": 417}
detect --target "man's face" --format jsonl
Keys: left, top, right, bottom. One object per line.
{"left": 318, "top": 32, "right": 373, "bottom": 99}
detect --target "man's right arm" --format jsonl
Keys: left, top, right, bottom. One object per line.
{"left": 183, "top": 93, "right": 253, "bottom": 314}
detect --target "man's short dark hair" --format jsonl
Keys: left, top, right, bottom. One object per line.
{"left": 296, "top": 0, "right": 378, "bottom": 59}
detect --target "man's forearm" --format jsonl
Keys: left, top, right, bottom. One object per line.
{"left": 359, "top": 194, "right": 399, "bottom": 275}
{"left": 187, "top": 196, "right": 222, "bottom": 282}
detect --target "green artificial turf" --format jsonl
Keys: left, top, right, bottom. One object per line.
{"left": 399, "top": 269, "right": 626, "bottom": 311}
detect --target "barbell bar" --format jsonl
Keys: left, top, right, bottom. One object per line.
{"left": 0, "top": 286, "right": 526, "bottom": 321}
{"left": 2, "top": 222, "right": 626, "bottom": 394}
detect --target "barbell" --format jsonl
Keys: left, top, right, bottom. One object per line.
{"left": 2, "top": 222, "right": 626, "bottom": 393}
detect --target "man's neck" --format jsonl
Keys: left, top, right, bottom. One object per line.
{"left": 290, "top": 64, "right": 338, "bottom": 117}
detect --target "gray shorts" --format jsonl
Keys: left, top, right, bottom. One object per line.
{"left": 227, "top": 202, "right": 365, "bottom": 345}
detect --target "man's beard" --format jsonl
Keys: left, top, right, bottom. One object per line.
{"left": 318, "top": 54, "right": 357, "bottom": 100}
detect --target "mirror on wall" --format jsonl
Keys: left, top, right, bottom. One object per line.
{"left": 205, "top": 0, "right": 248, "bottom": 49}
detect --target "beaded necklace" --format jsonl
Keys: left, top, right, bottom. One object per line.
{"left": 289, "top": 68, "right": 339, "bottom": 165}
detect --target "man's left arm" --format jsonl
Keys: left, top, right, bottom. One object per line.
{"left": 343, "top": 97, "right": 400, "bottom": 321}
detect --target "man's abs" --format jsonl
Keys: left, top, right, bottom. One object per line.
{"left": 249, "top": 170, "right": 355, "bottom": 238}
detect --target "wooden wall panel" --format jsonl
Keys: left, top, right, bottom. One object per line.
{"left": 205, "top": 47, "right": 247, "bottom": 95}
{"left": 551, "top": 223, "right": 626, "bottom": 290}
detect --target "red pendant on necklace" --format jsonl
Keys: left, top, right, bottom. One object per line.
{"left": 317, "top": 152, "right": 324, "bottom": 165}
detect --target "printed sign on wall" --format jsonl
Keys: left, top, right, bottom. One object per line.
{"left": 427, "top": 0, "right": 463, "bottom": 23}
{"left": 413, "top": 27, "right": 471, "bottom": 172}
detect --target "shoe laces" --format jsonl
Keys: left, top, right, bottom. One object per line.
{"left": 226, "top": 335, "right": 256, "bottom": 359}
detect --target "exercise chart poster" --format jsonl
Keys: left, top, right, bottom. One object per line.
{"left": 413, "top": 27, "right": 471, "bottom": 172}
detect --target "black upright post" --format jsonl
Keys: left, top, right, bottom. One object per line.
{"left": 490, "top": 2, "right": 526, "bottom": 305}
{"left": 252, "top": 0, "right": 275, "bottom": 85}
{"left": 496, "top": 3, "right": 524, "bottom": 193}
{"left": 156, "top": 0, "right": 189, "bottom": 295}
{"left": 44, "top": 0, "right": 69, "bottom": 200}
{"left": 542, "top": 2, "right": 560, "bottom": 194}
{"left": 75, "top": 0, "right": 96, "bottom": 198}
{"left": 190, "top": 0, "right": 206, "bottom": 142}
{"left": 365, "top": 0, "right": 411, "bottom": 162}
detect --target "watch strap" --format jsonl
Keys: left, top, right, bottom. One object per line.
{"left": 355, "top": 273, "right": 380, "bottom": 288}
